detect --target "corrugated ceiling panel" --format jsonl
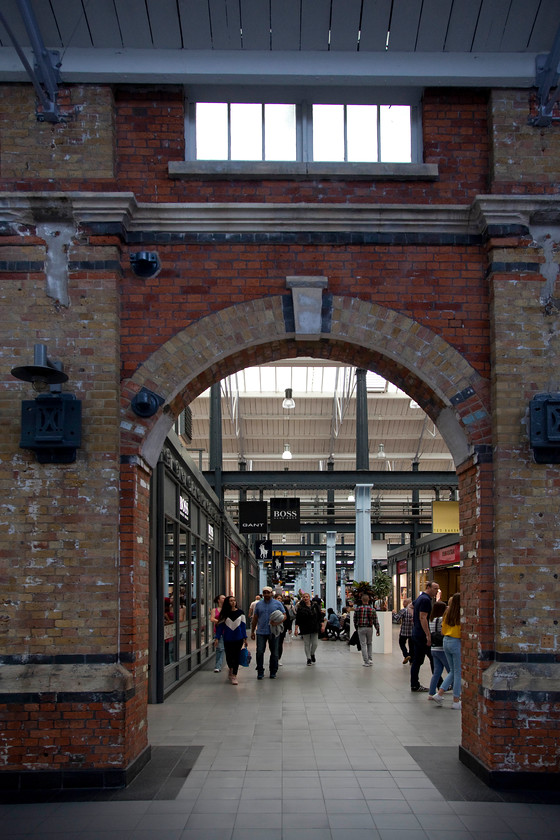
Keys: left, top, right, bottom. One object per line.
{"left": 415, "top": 0, "right": 453, "bottom": 52}
{"left": 240, "top": 0, "right": 271, "bottom": 50}
{"left": 209, "top": 0, "right": 242, "bottom": 50}
{"left": 0, "top": 1, "right": 28, "bottom": 45}
{"left": 471, "top": 0, "right": 512, "bottom": 52}
{"left": 329, "top": 0, "right": 361, "bottom": 51}
{"left": 386, "top": 0, "right": 423, "bottom": 51}
{"left": 30, "top": 0, "right": 62, "bottom": 47}
{"left": 147, "top": 0, "right": 183, "bottom": 49}
{"left": 499, "top": 0, "right": 540, "bottom": 51}
{"left": 358, "top": 0, "right": 392, "bottom": 51}
{"left": 300, "top": 0, "right": 331, "bottom": 51}
{"left": 51, "top": 0, "right": 92, "bottom": 48}
{"left": 527, "top": 0, "right": 560, "bottom": 52}
{"left": 84, "top": 0, "right": 123, "bottom": 48}
{"left": 179, "top": 0, "right": 213, "bottom": 49}
{"left": 114, "top": 0, "right": 153, "bottom": 48}
{"left": 444, "top": 0, "right": 482, "bottom": 52}
{"left": 270, "top": 0, "right": 301, "bottom": 50}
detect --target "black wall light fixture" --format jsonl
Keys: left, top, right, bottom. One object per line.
{"left": 131, "top": 387, "right": 165, "bottom": 418}
{"left": 11, "top": 344, "right": 81, "bottom": 464}
{"left": 529, "top": 392, "right": 560, "bottom": 463}
{"left": 130, "top": 251, "right": 161, "bottom": 278}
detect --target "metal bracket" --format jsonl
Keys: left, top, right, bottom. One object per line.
{"left": 529, "top": 28, "right": 560, "bottom": 127}
{"left": 0, "top": 0, "right": 63, "bottom": 123}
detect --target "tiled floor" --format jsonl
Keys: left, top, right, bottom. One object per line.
{"left": 2, "top": 629, "right": 559, "bottom": 839}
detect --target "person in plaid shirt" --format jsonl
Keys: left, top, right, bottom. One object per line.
{"left": 395, "top": 598, "right": 414, "bottom": 664}
{"left": 353, "top": 592, "right": 380, "bottom": 666}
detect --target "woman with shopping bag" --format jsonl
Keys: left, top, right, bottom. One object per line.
{"left": 215, "top": 595, "right": 248, "bottom": 686}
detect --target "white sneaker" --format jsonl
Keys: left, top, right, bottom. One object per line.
{"left": 214, "top": 668, "right": 220, "bottom": 673}
{"left": 431, "top": 693, "right": 443, "bottom": 706}
{"left": 278, "top": 661, "right": 283, "bottom": 666}
{"left": 368, "top": 659, "right": 373, "bottom": 664}
{"left": 452, "top": 700, "right": 462, "bottom": 710}
{"left": 362, "top": 662, "right": 372, "bottom": 667}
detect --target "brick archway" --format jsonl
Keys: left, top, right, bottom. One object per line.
{"left": 121, "top": 294, "right": 490, "bottom": 465}
{"left": 119, "top": 293, "right": 493, "bottom": 778}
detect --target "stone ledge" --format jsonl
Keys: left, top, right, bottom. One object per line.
{"left": 481, "top": 661, "right": 560, "bottom": 695}
{"left": 0, "top": 663, "right": 134, "bottom": 697}
{"left": 168, "top": 160, "right": 439, "bottom": 181}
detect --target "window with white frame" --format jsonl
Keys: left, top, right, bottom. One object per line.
{"left": 188, "top": 97, "right": 416, "bottom": 164}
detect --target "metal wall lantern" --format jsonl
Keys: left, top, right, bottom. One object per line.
{"left": 11, "top": 343, "right": 81, "bottom": 464}
{"left": 529, "top": 392, "right": 560, "bottom": 463}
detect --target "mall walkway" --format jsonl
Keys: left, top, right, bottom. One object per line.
{"left": 2, "top": 628, "right": 559, "bottom": 840}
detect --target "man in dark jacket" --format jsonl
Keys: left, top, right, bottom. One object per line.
{"left": 294, "top": 592, "right": 322, "bottom": 665}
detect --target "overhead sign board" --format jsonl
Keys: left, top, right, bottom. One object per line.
{"left": 239, "top": 501, "right": 268, "bottom": 533}
{"left": 269, "top": 498, "right": 300, "bottom": 532}
{"left": 432, "top": 501, "right": 460, "bottom": 533}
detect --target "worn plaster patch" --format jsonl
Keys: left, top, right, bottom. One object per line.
{"left": 36, "top": 222, "right": 74, "bottom": 307}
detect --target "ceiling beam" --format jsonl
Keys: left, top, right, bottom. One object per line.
{"left": 204, "top": 469, "right": 458, "bottom": 490}
{"left": 0, "top": 47, "right": 538, "bottom": 87}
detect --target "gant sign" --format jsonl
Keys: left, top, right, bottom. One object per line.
{"left": 238, "top": 501, "right": 268, "bottom": 533}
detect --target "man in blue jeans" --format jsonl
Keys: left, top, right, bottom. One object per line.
{"left": 251, "top": 586, "right": 286, "bottom": 679}
{"left": 410, "top": 580, "right": 439, "bottom": 692}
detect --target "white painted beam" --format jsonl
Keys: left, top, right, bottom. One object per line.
{"left": 0, "top": 46, "right": 539, "bottom": 87}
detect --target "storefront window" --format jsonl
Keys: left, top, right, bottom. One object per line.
{"left": 178, "top": 529, "right": 189, "bottom": 658}
{"left": 164, "top": 519, "right": 177, "bottom": 665}
{"left": 190, "top": 537, "right": 199, "bottom": 652}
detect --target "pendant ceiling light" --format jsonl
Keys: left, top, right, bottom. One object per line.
{"left": 282, "top": 443, "right": 293, "bottom": 460}
{"left": 282, "top": 388, "right": 295, "bottom": 409}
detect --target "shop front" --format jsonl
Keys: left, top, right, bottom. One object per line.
{"left": 149, "top": 435, "right": 256, "bottom": 702}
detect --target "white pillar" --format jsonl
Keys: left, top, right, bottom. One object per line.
{"left": 325, "top": 531, "right": 337, "bottom": 611}
{"left": 259, "top": 562, "right": 267, "bottom": 593}
{"left": 313, "top": 551, "right": 321, "bottom": 599}
{"left": 355, "top": 485, "right": 372, "bottom": 583}
{"left": 305, "top": 560, "right": 312, "bottom": 594}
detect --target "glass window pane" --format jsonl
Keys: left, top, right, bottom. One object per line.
{"left": 380, "top": 105, "right": 411, "bottom": 162}
{"left": 347, "top": 105, "right": 378, "bottom": 162}
{"left": 196, "top": 102, "right": 228, "bottom": 160}
{"left": 313, "top": 104, "right": 344, "bottom": 161}
{"left": 164, "top": 520, "right": 177, "bottom": 664}
{"left": 231, "top": 103, "right": 263, "bottom": 160}
{"left": 264, "top": 104, "right": 296, "bottom": 161}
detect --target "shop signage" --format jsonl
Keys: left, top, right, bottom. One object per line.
{"left": 430, "top": 544, "right": 460, "bottom": 568}
{"left": 179, "top": 494, "right": 189, "bottom": 521}
{"left": 397, "top": 560, "right": 407, "bottom": 574}
{"left": 432, "top": 501, "right": 460, "bottom": 533}
{"left": 269, "top": 498, "right": 300, "bottom": 532}
{"left": 256, "top": 539, "right": 273, "bottom": 560}
{"left": 239, "top": 501, "right": 268, "bottom": 533}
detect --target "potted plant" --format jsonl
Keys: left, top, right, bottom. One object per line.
{"left": 372, "top": 570, "right": 392, "bottom": 609}
{"left": 351, "top": 572, "right": 392, "bottom": 608}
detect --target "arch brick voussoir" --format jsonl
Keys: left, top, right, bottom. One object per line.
{"left": 121, "top": 295, "right": 490, "bottom": 469}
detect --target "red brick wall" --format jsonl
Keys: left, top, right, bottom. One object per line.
{"left": 1, "top": 81, "right": 559, "bottom": 782}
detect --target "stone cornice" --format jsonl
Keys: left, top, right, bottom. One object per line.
{"left": 1, "top": 192, "right": 559, "bottom": 237}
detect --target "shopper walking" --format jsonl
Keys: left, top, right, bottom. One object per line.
{"left": 394, "top": 597, "right": 414, "bottom": 663}
{"left": 277, "top": 596, "right": 295, "bottom": 665}
{"left": 215, "top": 595, "right": 248, "bottom": 686}
{"left": 410, "top": 580, "right": 439, "bottom": 692}
{"left": 427, "top": 600, "right": 449, "bottom": 701}
{"left": 294, "top": 592, "right": 322, "bottom": 665}
{"left": 353, "top": 592, "right": 380, "bottom": 666}
{"left": 432, "top": 593, "right": 462, "bottom": 709}
{"left": 251, "top": 586, "right": 286, "bottom": 679}
{"left": 210, "top": 594, "right": 226, "bottom": 672}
